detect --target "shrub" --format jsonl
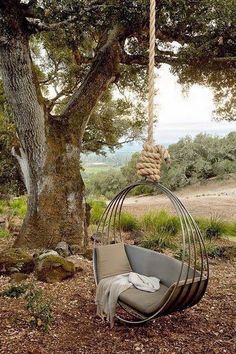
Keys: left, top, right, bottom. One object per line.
{"left": 141, "top": 210, "right": 180, "bottom": 236}
{"left": 89, "top": 199, "right": 107, "bottom": 224}
{"left": 197, "top": 216, "right": 225, "bottom": 240}
{"left": 0, "top": 284, "right": 28, "bottom": 298}
{"left": 224, "top": 222, "right": 236, "bottom": 237}
{"left": 141, "top": 232, "right": 177, "bottom": 252}
{"left": 0, "top": 228, "right": 10, "bottom": 238}
{"left": 205, "top": 243, "right": 236, "bottom": 259}
{"left": 118, "top": 212, "right": 139, "bottom": 232}
{"left": 25, "top": 284, "right": 53, "bottom": 331}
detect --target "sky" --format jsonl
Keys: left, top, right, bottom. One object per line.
{"left": 125, "top": 64, "right": 236, "bottom": 151}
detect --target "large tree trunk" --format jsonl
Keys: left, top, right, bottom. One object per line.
{"left": 17, "top": 120, "right": 87, "bottom": 249}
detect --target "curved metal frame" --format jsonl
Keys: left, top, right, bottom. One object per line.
{"left": 93, "top": 181, "right": 209, "bottom": 324}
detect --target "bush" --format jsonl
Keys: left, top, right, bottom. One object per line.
{"left": 118, "top": 212, "right": 139, "bottom": 232}
{"left": 205, "top": 242, "right": 236, "bottom": 259}
{"left": 197, "top": 216, "right": 225, "bottom": 240}
{"left": 25, "top": 284, "right": 53, "bottom": 331}
{"left": 141, "top": 232, "right": 177, "bottom": 252}
{"left": 224, "top": 222, "right": 236, "bottom": 237}
{"left": 89, "top": 199, "right": 107, "bottom": 224}
{"left": 0, "top": 284, "right": 28, "bottom": 298}
{"left": 141, "top": 210, "right": 180, "bottom": 236}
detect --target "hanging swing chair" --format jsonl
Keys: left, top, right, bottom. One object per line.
{"left": 93, "top": 0, "right": 209, "bottom": 324}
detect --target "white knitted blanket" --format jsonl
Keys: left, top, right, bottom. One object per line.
{"left": 95, "top": 272, "right": 160, "bottom": 327}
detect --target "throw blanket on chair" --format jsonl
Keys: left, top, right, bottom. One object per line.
{"left": 95, "top": 272, "right": 160, "bottom": 327}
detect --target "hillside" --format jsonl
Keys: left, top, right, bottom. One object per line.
{"left": 124, "top": 177, "right": 236, "bottom": 222}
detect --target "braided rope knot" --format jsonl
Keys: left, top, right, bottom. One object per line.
{"left": 136, "top": 143, "right": 170, "bottom": 182}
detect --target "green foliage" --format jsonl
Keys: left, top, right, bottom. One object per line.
{"left": 205, "top": 243, "right": 236, "bottom": 260}
{"left": 196, "top": 216, "right": 226, "bottom": 240}
{"left": 0, "top": 284, "right": 28, "bottom": 298}
{"left": 25, "top": 284, "right": 53, "bottom": 331}
{"left": 225, "top": 222, "right": 236, "bottom": 237}
{"left": 0, "top": 196, "right": 27, "bottom": 219}
{"left": 86, "top": 170, "right": 127, "bottom": 200}
{"left": 141, "top": 211, "right": 180, "bottom": 237}
{"left": 118, "top": 212, "right": 139, "bottom": 232}
{"left": 86, "top": 133, "right": 236, "bottom": 198}
{"left": 88, "top": 200, "right": 106, "bottom": 225}
{"left": 0, "top": 228, "right": 10, "bottom": 238}
{"left": 9, "top": 197, "right": 27, "bottom": 218}
{"left": 141, "top": 232, "right": 177, "bottom": 252}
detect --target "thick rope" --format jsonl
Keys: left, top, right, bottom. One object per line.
{"left": 147, "top": 0, "right": 156, "bottom": 146}
{"left": 137, "top": 0, "right": 170, "bottom": 181}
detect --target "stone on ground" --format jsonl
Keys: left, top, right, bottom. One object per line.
{"left": 55, "top": 241, "right": 71, "bottom": 257}
{"left": 0, "top": 248, "right": 34, "bottom": 275}
{"left": 35, "top": 254, "right": 75, "bottom": 283}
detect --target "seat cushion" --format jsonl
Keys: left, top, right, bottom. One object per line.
{"left": 96, "top": 243, "right": 132, "bottom": 280}
{"left": 119, "top": 283, "right": 171, "bottom": 315}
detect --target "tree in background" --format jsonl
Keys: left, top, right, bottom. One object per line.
{"left": 0, "top": 0, "right": 235, "bottom": 248}
{"left": 86, "top": 133, "right": 236, "bottom": 198}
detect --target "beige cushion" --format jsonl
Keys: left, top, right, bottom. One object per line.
{"left": 119, "top": 283, "right": 170, "bottom": 315}
{"left": 96, "top": 243, "right": 132, "bottom": 280}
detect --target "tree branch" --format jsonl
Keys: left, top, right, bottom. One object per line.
{"left": 26, "top": 16, "right": 77, "bottom": 33}
{"left": 60, "top": 24, "right": 126, "bottom": 143}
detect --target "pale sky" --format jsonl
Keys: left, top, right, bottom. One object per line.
{"left": 152, "top": 64, "right": 236, "bottom": 146}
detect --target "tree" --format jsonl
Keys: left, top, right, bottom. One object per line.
{"left": 0, "top": 0, "right": 235, "bottom": 248}
{"left": 0, "top": 82, "right": 25, "bottom": 196}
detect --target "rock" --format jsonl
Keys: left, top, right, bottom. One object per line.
{"left": 10, "top": 273, "right": 29, "bottom": 283}
{"left": 83, "top": 249, "right": 93, "bottom": 261}
{"left": 66, "top": 255, "right": 83, "bottom": 272}
{"left": 55, "top": 241, "right": 71, "bottom": 257}
{"left": 8, "top": 267, "right": 20, "bottom": 273}
{"left": 69, "top": 244, "right": 80, "bottom": 255}
{"left": 37, "top": 250, "right": 59, "bottom": 260}
{"left": 35, "top": 254, "right": 75, "bottom": 283}
{"left": 0, "top": 248, "right": 34, "bottom": 275}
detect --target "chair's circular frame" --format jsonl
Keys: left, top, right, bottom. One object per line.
{"left": 93, "top": 180, "right": 209, "bottom": 324}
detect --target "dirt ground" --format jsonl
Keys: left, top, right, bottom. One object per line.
{"left": 0, "top": 178, "right": 235, "bottom": 354}
{"left": 123, "top": 178, "right": 236, "bottom": 221}
{"left": 0, "top": 240, "right": 235, "bottom": 354}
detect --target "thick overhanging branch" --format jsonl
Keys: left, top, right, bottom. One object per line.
{"left": 59, "top": 24, "right": 126, "bottom": 142}
{"left": 26, "top": 16, "right": 77, "bottom": 33}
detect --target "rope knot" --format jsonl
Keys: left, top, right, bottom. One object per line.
{"left": 136, "top": 143, "right": 170, "bottom": 182}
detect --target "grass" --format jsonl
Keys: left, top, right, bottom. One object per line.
{"left": 196, "top": 216, "right": 236, "bottom": 239}
{"left": 0, "top": 228, "right": 10, "bottom": 238}
{"left": 0, "top": 196, "right": 27, "bottom": 218}
{"left": 224, "top": 222, "right": 236, "bottom": 237}
{"left": 141, "top": 232, "right": 177, "bottom": 252}
{"left": 118, "top": 212, "right": 139, "bottom": 232}
{"left": 9, "top": 197, "right": 27, "bottom": 218}
{"left": 141, "top": 210, "right": 180, "bottom": 237}
{"left": 88, "top": 199, "right": 107, "bottom": 224}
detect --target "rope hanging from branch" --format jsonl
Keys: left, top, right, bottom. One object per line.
{"left": 137, "top": 0, "right": 170, "bottom": 182}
